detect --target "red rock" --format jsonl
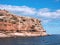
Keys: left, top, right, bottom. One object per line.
{"left": 0, "top": 10, "right": 47, "bottom": 37}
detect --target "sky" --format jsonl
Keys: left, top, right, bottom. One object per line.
{"left": 0, "top": 0, "right": 60, "bottom": 34}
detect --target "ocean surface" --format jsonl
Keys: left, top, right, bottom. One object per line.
{"left": 0, "top": 35, "right": 60, "bottom": 45}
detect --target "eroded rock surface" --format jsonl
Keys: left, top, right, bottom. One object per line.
{"left": 0, "top": 10, "right": 47, "bottom": 37}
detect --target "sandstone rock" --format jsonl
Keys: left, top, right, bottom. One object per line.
{"left": 0, "top": 10, "right": 47, "bottom": 37}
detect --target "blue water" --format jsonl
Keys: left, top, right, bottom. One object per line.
{"left": 0, "top": 35, "right": 60, "bottom": 45}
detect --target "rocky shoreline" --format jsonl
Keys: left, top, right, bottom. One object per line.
{"left": 0, "top": 10, "right": 47, "bottom": 38}
{"left": 0, "top": 32, "right": 47, "bottom": 38}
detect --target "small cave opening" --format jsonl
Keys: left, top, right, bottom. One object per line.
{"left": 22, "top": 19, "right": 26, "bottom": 22}
{"left": 16, "top": 30, "right": 20, "bottom": 32}
{"left": 29, "top": 30, "right": 36, "bottom": 32}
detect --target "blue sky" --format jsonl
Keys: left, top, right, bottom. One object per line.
{"left": 0, "top": 0, "right": 60, "bottom": 34}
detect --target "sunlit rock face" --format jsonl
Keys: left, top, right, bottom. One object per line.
{"left": 0, "top": 10, "right": 47, "bottom": 37}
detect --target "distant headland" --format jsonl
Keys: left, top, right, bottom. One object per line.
{"left": 0, "top": 9, "right": 47, "bottom": 38}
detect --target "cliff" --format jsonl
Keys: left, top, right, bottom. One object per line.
{"left": 0, "top": 10, "right": 47, "bottom": 37}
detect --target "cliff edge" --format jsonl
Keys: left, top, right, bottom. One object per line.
{"left": 0, "top": 10, "right": 47, "bottom": 37}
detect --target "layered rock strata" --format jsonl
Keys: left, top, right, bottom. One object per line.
{"left": 0, "top": 10, "right": 47, "bottom": 37}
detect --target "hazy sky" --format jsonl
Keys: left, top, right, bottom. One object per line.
{"left": 0, "top": 0, "right": 60, "bottom": 34}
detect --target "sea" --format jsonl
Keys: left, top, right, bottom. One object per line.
{"left": 0, "top": 35, "right": 60, "bottom": 45}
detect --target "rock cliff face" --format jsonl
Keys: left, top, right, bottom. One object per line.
{"left": 0, "top": 10, "right": 47, "bottom": 37}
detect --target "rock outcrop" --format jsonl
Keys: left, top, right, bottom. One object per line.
{"left": 0, "top": 10, "right": 47, "bottom": 37}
